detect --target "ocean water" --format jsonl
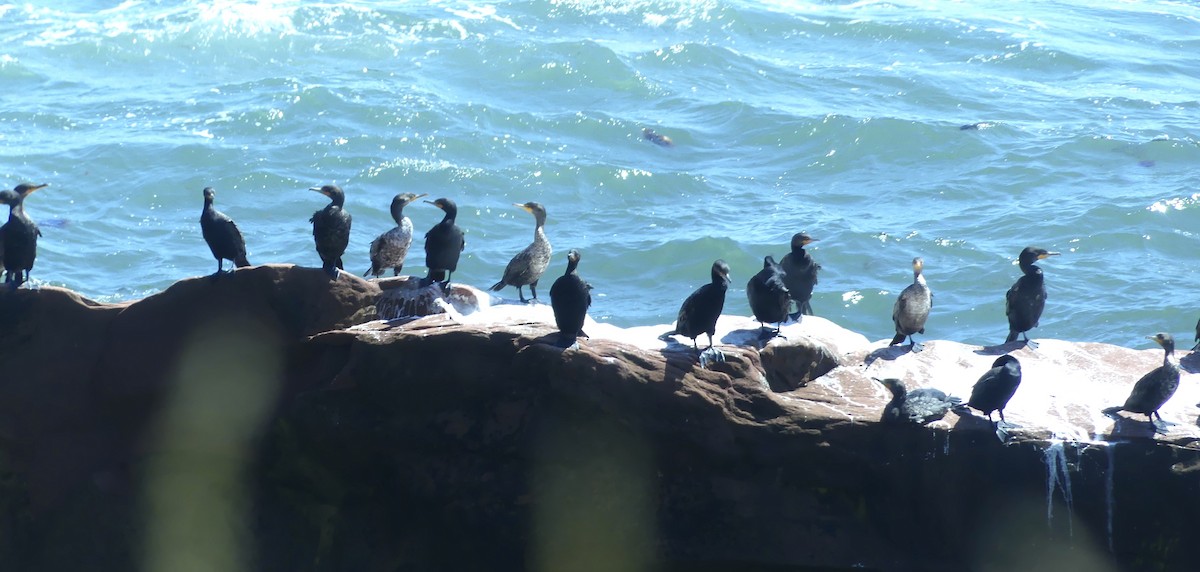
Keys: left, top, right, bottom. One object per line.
{"left": 2, "top": 0, "right": 1199, "bottom": 349}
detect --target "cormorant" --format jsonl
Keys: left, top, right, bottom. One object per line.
{"left": 890, "top": 257, "right": 932, "bottom": 352}
{"left": 967, "top": 354, "right": 1022, "bottom": 425}
{"left": 875, "top": 377, "right": 961, "bottom": 425}
{"left": 663, "top": 260, "right": 731, "bottom": 352}
{"left": 0, "top": 189, "right": 16, "bottom": 274}
{"left": 549, "top": 248, "right": 590, "bottom": 345}
{"left": 365, "top": 192, "right": 427, "bottom": 278}
{"left": 780, "top": 232, "right": 820, "bottom": 318}
{"left": 1192, "top": 317, "right": 1199, "bottom": 352}
{"left": 746, "top": 255, "right": 789, "bottom": 336}
{"left": 1, "top": 183, "right": 48, "bottom": 286}
{"left": 1005, "top": 246, "right": 1059, "bottom": 348}
{"left": 199, "top": 187, "right": 249, "bottom": 275}
{"left": 309, "top": 185, "right": 352, "bottom": 278}
{"left": 423, "top": 197, "right": 465, "bottom": 289}
{"left": 489, "top": 202, "right": 551, "bottom": 302}
{"left": 1116, "top": 333, "right": 1180, "bottom": 425}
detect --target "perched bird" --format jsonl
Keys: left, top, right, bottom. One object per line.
{"left": 489, "top": 202, "right": 551, "bottom": 302}
{"left": 1115, "top": 333, "right": 1181, "bottom": 425}
{"left": 967, "top": 354, "right": 1023, "bottom": 425}
{"left": 549, "top": 248, "right": 591, "bottom": 344}
{"left": 1192, "top": 317, "right": 1199, "bottom": 352}
{"left": 663, "top": 260, "right": 732, "bottom": 352}
{"left": 309, "top": 185, "right": 352, "bottom": 278}
{"left": 746, "top": 255, "right": 790, "bottom": 335}
{"left": 875, "top": 377, "right": 961, "bottom": 425}
{"left": 780, "top": 232, "right": 820, "bottom": 318}
{"left": 890, "top": 257, "right": 932, "bottom": 352}
{"left": 1, "top": 183, "right": 48, "bottom": 286}
{"left": 423, "top": 197, "right": 465, "bottom": 289}
{"left": 199, "top": 187, "right": 250, "bottom": 275}
{"left": 1005, "top": 246, "right": 1059, "bottom": 348}
{"left": 365, "top": 192, "right": 427, "bottom": 278}
{"left": 0, "top": 189, "right": 16, "bottom": 273}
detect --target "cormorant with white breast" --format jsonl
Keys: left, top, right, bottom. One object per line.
{"left": 875, "top": 378, "right": 961, "bottom": 425}
{"left": 365, "top": 192, "right": 427, "bottom": 278}
{"left": 746, "top": 255, "right": 789, "bottom": 337}
{"left": 1005, "top": 246, "right": 1059, "bottom": 348}
{"left": 1112, "top": 333, "right": 1180, "bottom": 427}
{"left": 1, "top": 183, "right": 48, "bottom": 286}
{"left": 309, "top": 184, "right": 352, "bottom": 278}
{"left": 549, "top": 248, "right": 590, "bottom": 345}
{"left": 967, "top": 354, "right": 1022, "bottom": 426}
{"left": 780, "top": 232, "right": 819, "bottom": 318}
{"left": 490, "top": 202, "right": 551, "bottom": 302}
{"left": 662, "top": 260, "right": 731, "bottom": 361}
{"left": 200, "top": 187, "right": 250, "bottom": 275}
{"left": 423, "top": 197, "right": 465, "bottom": 289}
{"left": 890, "top": 257, "right": 932, "bottom": 352}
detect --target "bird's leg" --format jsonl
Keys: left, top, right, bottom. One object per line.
{"left": 910, "top": 337, "right": 925, "bottom": 353}
{"left": 530, "top": 281, "right": 538, "bottom": 300}
{"left": 1023, "top": 332, "right": 1039, "bottom": 350}
{"left": 393, "top": 265, "right": 402, "bottom": 277}
{"left": 518, "top": 286, "right": 527, "bottom": 303}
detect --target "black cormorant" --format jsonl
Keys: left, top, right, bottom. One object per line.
{"left": 200, "top": 187, "right": 250, "bottom": 275}
{"left": 1005, "top": 246, "right": 1059, "bottom": 348}
{"left": 746, "top": 255, "right": 789, "bottom": 335}
{"left": 780, "top": 232, "right": 819, "bottom": 318}
{"left": 1192, "top": 318, "right": 1199, "bottom": 352}
{"left": 489, "top": 202, "right": 551, "bottom": 302}
{"left": 664, "top": 260, "right": 731, "bottom": 352}
{"left": 365, "top": 192, "right": 427, "bottom": 278}
{"left": 0, "top": 189, "right": 16, "bottom": 274}
{"left": 876, "top": 377, "right": 961, "bottom": 425}
{"left": 1117, "top": 333, "right": 1180, "bottom": 424}
{"left": 967, "top": 354, "right": 1022, "bottom": 425}
{"left": 890, "top": 257, "right": 932, "bottom": 352}
{"left": 309, "top": 184, "right": 352, "bottom": 278}
{"left": 423, "top": 197, "right": 465, "bottom": 289}
{"left": 1, "top": 183, "right": 48, "bottom": 286}
{"left": 549, "top": 248, "right": 590, "bottom": 344}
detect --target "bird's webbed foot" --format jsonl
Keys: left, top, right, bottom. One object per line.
{"left": 698, "top": 346, "right": 726, "bottom": 368}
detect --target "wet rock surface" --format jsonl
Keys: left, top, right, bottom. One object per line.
{"left": 0, "top": 270, "right": 1198, "bottom": 571}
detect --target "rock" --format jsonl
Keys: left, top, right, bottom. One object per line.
{"left": 1, "top": 277, "right": 1200, "bottom": 571}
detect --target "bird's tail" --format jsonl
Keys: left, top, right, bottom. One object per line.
{"left": 234, "top": 255, "right": 250, "bottom": 268}
{"left": 489, "top": 280, "right": 505, "bottom": 292}
{"left": 658, "top": 329, "right": 678, "bottom": 341}
{"left": 336, "top": 257, "right": 344, "bottom": 270}
{"left": 1005, "top": 330, "right": 1018, "bottom": 343}
{"left": 799, "top": 300, "right": 813, "bottom": 316}
{"left": 889, "top": 333, "right": 906, "bottom": 346}
{"left": 364, "top": 266, "right": 375, "bottom": 277}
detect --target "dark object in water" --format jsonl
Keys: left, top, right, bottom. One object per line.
{"left": 643, "top": 128, "right": 674, "bottom": 147}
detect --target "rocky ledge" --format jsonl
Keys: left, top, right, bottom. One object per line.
{"left": 0, "top": 264, "right": 1197, "bottom": 571}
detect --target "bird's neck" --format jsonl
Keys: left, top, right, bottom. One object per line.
{"left": 913, "top": 272, "right": 926, "bottom": 287}
{"left": 565, "top": 259, "right": 579, "bottom": 275}
{"left": 1164, "top": 349, "right": 1177, "bottom": 368}
{"left": 1021, "top": 262, "right": 1041, "bottom": 277}
{"left": 533, "top": 225, "right": 547, "bottom": 240}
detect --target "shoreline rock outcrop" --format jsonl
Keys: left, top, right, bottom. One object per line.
{"left": 0, "top": 266, "right": 1198, "bottom": 571}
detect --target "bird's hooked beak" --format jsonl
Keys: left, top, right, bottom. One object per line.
{"left": 23, "top": 183, "right": 48, "bottom": 196}
{"left": 514, "top": 202, "right": 532, "bottom": 212}
{"left": 803, "top": 237, "right": 819, "bottom": 246}
{"left": 1148, "top": 334, "right": 1166, "bottom": 347}
{"left": 1039, "top": 251, "right": 1061, "bottom": 259}
{"left": 308, "top": 186, "right": 327, "bottom": 197}
{"left": 410, "top": 193, "right": 429, "bottom": 203}
{"left": 425, "top": 199, "right": 444, "bottom": 211}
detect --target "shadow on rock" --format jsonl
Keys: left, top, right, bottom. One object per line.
{"left": 863, "top": 344, "right": 911, "bottom": 367}
{"left": 1179, "top": 351, "right": 1200, "bottom": 374}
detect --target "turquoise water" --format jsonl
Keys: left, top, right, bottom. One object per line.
{"left": 2, "top": 0, "right": 1199, "bottom": 348}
